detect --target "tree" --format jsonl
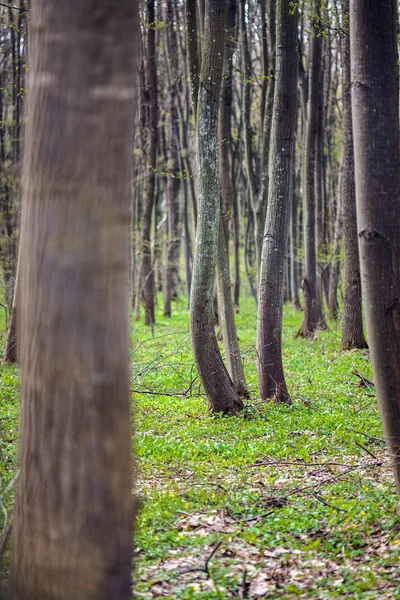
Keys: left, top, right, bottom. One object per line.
{"left": 350, "top": 0, "right": 400, "bottom": 490}
{"left": 136, "top": 0, "right": 158, "bottom": 326}
{"left": 257, "top": 0, "right": 298, "bottom": 403}
{"left": 9, "top": 0, "right": 138, "bottom": 597}
{"left": 298, "top": 0, "right": 326, "bottom": 337}
{"left": 341, "top": 0, "right": 367, "bottom": 349}
{"left": 189, "top": 0, "right": 244, "bottom": 414}
{"left": 163, "top": 0, "right": 182, "bottom": 318}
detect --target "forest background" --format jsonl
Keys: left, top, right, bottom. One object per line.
{"left": 1, "top": 0, "right": 400, "bottom": 598}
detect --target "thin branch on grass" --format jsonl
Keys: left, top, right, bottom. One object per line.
{"left": 130, "top": 375, "right": 200, "bottom": 398}
{"left": 240, "top": 510, "right": 274, "bottom": 523}
{"left": 180, "top": 540, "right": 223, "bottom": 577}
{"left": 347, "top": 428, "right": 385, "bottom": 443}
{"left": 353, "top": 370, "right": 374, "bottom": 388}
{"left": 313, "top": 493, "right": 346, "bottom": 512}
{"left": 355, "top": 441, "right": 377, "bottom": 459}
{"left": 249, "top": 460, "right": 354, "bottom": 468}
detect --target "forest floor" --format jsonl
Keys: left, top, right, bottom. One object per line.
{"left": 1, "top": 297, "right": 400, "bottom": 598}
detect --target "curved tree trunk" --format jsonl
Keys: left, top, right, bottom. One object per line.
{"left": 298, "top": 0, "right": 326, "bottom": 337}
{"left": 189, "top": 0, "right": 243, "bottom": 415}
{"left": 341, "top": 0, "right": 367, "bottom": 349}
{"left": 257, "top": 0, "right": 298, "bottom": 404}
{"left": 351, "top": 0, "right": 400, "bottom": 491}
{"left": 9, "top": 0, "right": 138, "bottom": 597}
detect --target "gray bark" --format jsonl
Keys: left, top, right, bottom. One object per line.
{"left": 9, "top": 0, "right": 138, "bottom": 596}
{"left": 257, "top": 0, "right": 298, "bottom": 403}
{"left": 341, "top": 0, "right": 367, "bottom": 349}
{"left": 351, "top": 0, "right": 400, "bottom": 491}
{"left": 189, "top": 0, "right": 243, "bottom": 414}
{"left": 298, "top": 0, "right": 326, "bottom": 337}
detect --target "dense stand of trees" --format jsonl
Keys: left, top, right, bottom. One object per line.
{"left": 2, "top": 0, "right": 400, "bottom": 593}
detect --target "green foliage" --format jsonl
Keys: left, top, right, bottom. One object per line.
{"left": 1, "top": 298, "right": 399, "bottom": 597}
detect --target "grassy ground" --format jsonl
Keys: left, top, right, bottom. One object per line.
{"left": 1, "top": 295, "right": 400, "bottom": 597}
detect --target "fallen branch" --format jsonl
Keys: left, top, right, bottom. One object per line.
{"left": 181, "top": 540, "right": 223, "bottom": 577}
{"left": 353, "top": 370, "right": 374, "bottom": 388}
{"left": 250, "top": 460, "right": 354, "bottom": 469}
{"left": 347, "top": 428, "right": 385, "bottom": 443}
{"left": 355, "top": 441, "right": 377, "bottom": 459}
{"left": 313, "top": 493, "right": 346, "bottom": 512}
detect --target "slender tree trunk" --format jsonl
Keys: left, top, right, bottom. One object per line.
{"left": 341, "top": 0, "right": 367, "bottom": 349}
{"left": 216, "top": 219, "right": 248, "bottom": 396}
{"left": 219, "top": 0, "right": 236, "bottom": 248}
{"left": 9, "top": 0, "right": 138, "bottom": 597}
{"left": 328, "top": 186, "right": 343, "bottom": 320}
{"left": 257, "top": 0, "right": 298, "bottom": 403}
{"left": 185, "top": 0, "right": 200, "bottom": 122}
{"left": 291, "top": 131, "right": 301, "bottom": 310}
{"left": 138, "top": 0, "right": 158, "bottom": 326}
{"left": 189, "top": 0, "right": 243, "bottom": 414}
{"left": 351, "top": 0, "right": 400, "bottom": 491}
{"left": 164, "top": 0, "right": 181, "bottom": 318}
{"left": 298, "top": 0, "right": 326, "bottom": 337}
{"left": 3, "top": 251, "right": 19, "bottom": 364}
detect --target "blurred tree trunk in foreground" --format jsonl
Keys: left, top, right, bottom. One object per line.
{"left": 9, "top": 0, "right": 138, "bottom": 597}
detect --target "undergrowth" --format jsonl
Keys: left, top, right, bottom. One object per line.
{"left": 1, "top": 295, "right": 400, "bottom": 598}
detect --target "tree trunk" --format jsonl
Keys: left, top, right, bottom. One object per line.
{"left": 351, "top": 0, "right": 400, "bottom": 491}
{"left": 189, "top": 0, "right": 243, "bottom": 415}
{"left": 164, "top": 0, "right": 181, "bottom": 318}
{"left": 9, "top": 0, "right": 138, "bottom": 597}
{"left": 290, "top": 130, "right": 301, "bottom": 310}
{"left": 328, "top": 187, "right": 342, "bottom": 320}
{"left": 341, "top": 0, "right": 367, "bottom": 349}
{"left": 219, "top": 0, "right": 236, "bottom": 248}
{"left": 257, "top": 0, "right": 298, "bottom": 403}
{"left": 138, "top": 0, "right": 158, "bottom": 326}
{"left": 298, "top": 0, "right": 326, "bottom": 337}
{"left": 216, "top": 219, "right": 248, "bottom": 396}
{"left": 3, "top": 252, "right": 19, "bottom": 364}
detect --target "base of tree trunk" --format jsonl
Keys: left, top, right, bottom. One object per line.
{"left": 342, "top": 337, "right": 368, "bottom": 351}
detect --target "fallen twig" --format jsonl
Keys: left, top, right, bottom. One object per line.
{"left": 355, "top": 441, "right": 377, "bottom": 459}
{"left": 313, "top": 493, "right": 346, "bottom": 512}
{"left": 239, "top": 510, "right": 274, "bottom": 523}
{"left": 347, "top": 428, "right": 385, "bottom": 443}
{"left": 353, "top": 370, "right": 374, "bottom": 388}
{"left": 181, "top": 540, "right": 223, "bottom": 577}
{"left": 250, "top": 460, "right": 354, "bottom": 469}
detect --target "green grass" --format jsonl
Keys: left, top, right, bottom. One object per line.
{"left": 1, "top": 295, "right": 400, "bottom": 598}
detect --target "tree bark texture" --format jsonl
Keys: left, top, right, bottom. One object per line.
{"left": 164, "top": 0, "right": 182, "bottom": 318}
{"left": 189, "top": 0, "right": 243, "bottom": 414}
{"left": 257, "top": 0, "right": 298, "bottom": 403}
{"left": 341, "top": 0, "right": 367, "bottom": 349}
{"left": 216, "top": 218, "right": 248, "bottom": 397}
{"left": 138, "top": 0, "right": 158, "bottom": 325}
{"left": 218, "top": 0, "right": 236, "bottom": 248}
{"left": 298, "top": 0, "right": 326, "bottom": 337}
{"left": 351, "top": 0, "right": 400, "bottom": 490}
{"left": 9, "top": 1, "right": 138, "bottom": 597}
